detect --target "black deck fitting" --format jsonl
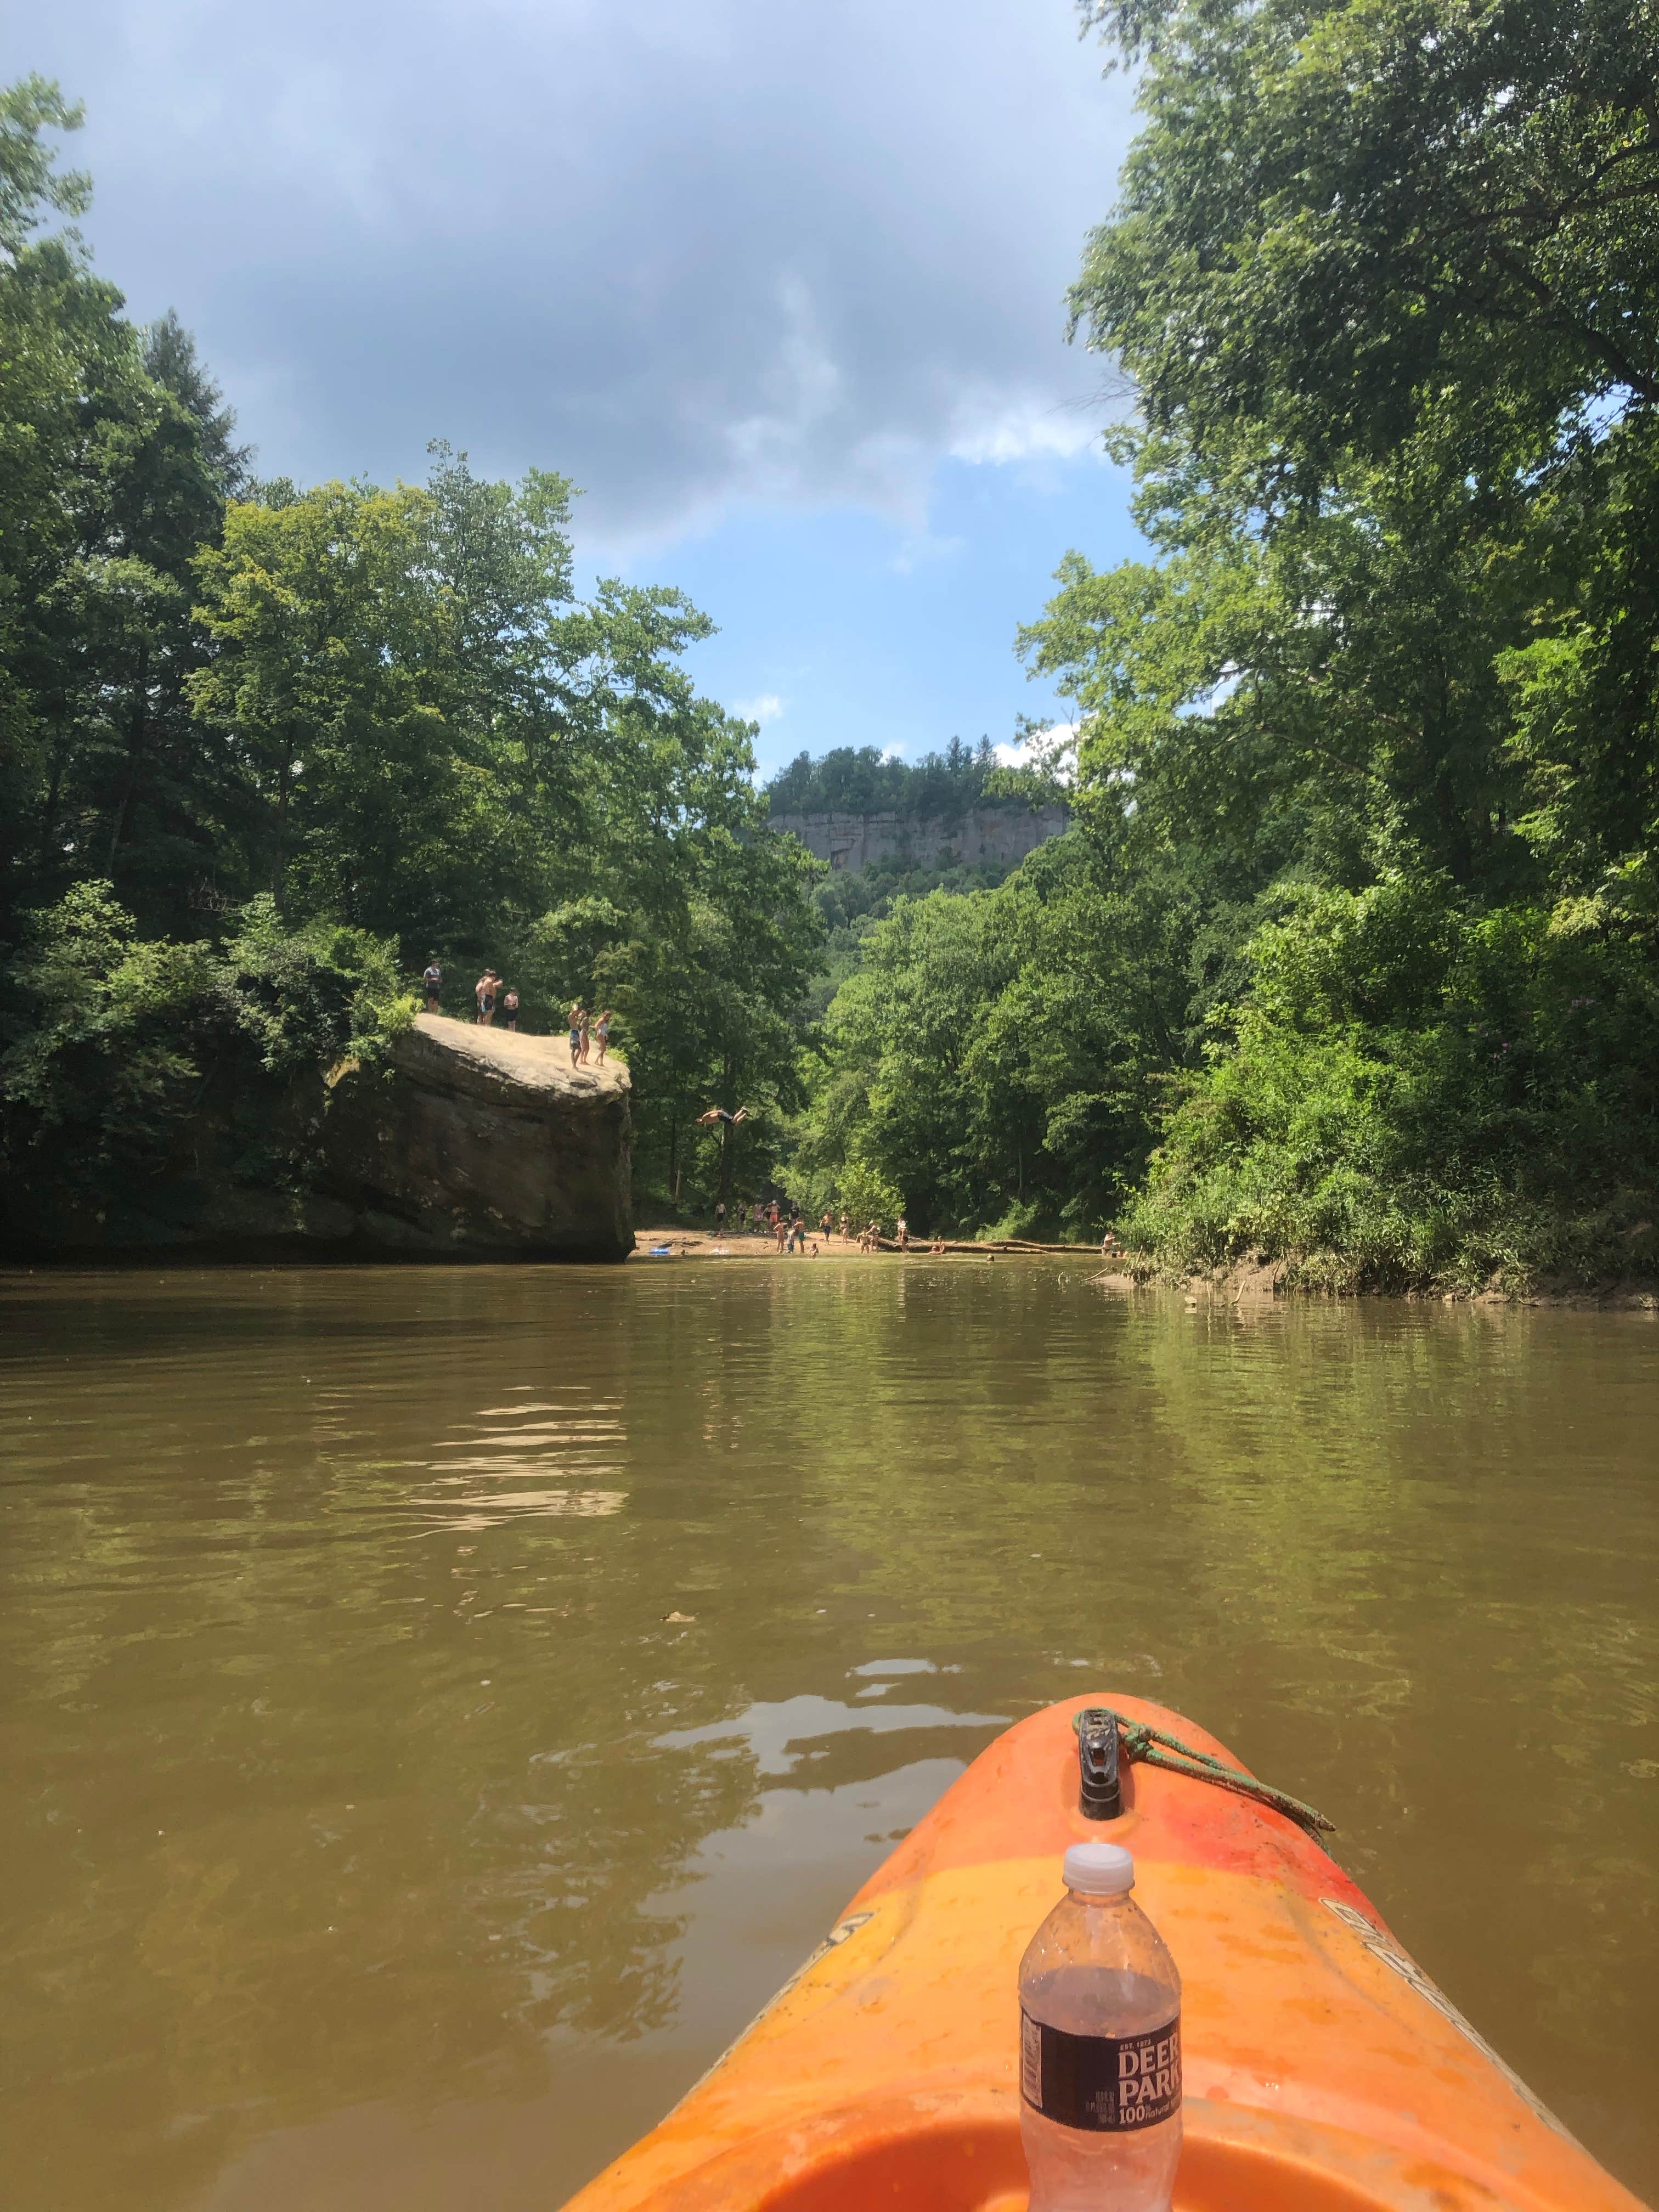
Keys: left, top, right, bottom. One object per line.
{"left": 1077, "top": 1706, "right": 1123, "bottom": 1820}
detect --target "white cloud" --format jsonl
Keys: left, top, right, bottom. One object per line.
{"left": 735, "top": 693, "right": 785, "bottom": 726}
{"left": 37, "top": 0, "right": 1138, "bottom": 548}
{"left": 947, "top": 392, "right": 1103, "bottom": 468}
{"left": 881, "top": 743, "right": 907, "bottom": 761}
{"left": 995, "top": 723, "right": 1079, "bottom": 783}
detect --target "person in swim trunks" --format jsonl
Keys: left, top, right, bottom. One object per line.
{"left": 476, "top": 971, "right": 496, "bottom": 1024}
{"left": 422, "top": 958, "right": 442, "bottom": 1012}
{"left": 502, "top": 987, "right": 519, "bottom": 1030}
{"left": 568, "top": 1004, "right": 584, "bottom": 1064}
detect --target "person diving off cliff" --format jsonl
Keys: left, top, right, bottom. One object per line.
{"left": 695, "top": 1106, "right": 751, "bottom": 1125}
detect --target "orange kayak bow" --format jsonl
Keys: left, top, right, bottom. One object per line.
{"left": 561, "top": 1694, "right": 1641, "bottom": 2212}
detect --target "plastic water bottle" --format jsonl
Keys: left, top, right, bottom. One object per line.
{"left": 1019, "top": 1841, "right": 1183, "bottom": 2211}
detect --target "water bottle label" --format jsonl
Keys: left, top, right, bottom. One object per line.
{"left": 1020, "top": 2009, "right": 1182, "bottom": 2131}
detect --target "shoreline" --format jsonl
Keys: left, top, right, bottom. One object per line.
{"left": 3, "top": 1233, "right": 1649, "bottom": 1306}
{"left": 628, "top": 1226, "right": 1109, "bottom": 1262}
{"left": 1099, "top": 1253, "right": 1659, "bottom": 1312}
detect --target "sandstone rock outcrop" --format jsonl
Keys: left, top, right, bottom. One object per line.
{"left": 319, "top": 1016, "right": 631, "bottom": 1260}
{"left": 768, "top": 802, "right": 1068, "bottom": 876}
{"left": 0, "top": 1014, "right": 633, "bottom": 1262}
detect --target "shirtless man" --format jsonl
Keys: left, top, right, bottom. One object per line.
{"left": 568, "top": 1003, "right": 584, "bottom": 1065}
{"left": 475, "top": 970, "right": 497, "bottom": 1025}
{"left": 501, "top": 986, "right": 520, "bottom": 1031}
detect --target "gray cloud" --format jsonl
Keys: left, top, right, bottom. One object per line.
{"left": 15, "top": 0, "right": 1133, "bottom": 549}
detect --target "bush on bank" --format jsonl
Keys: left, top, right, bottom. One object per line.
{"left": 0, "top": 884, "right": 412, "bottom": 1188}
{"left": 1121, "top": 883, "right": 1659, "bottom": 1293}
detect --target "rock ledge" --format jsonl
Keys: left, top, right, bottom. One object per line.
{"left": 319, "top": 1015, "right": 633, "bottom": 1260}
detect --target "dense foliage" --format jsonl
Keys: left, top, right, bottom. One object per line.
{"left": 794, "top": 0, "right": 1659, "bottom": 1286}
{"left": 764, "top": 736, "right": 1003, "bottom": 820}
{"left": 8, "top": 6, "right": 1658, "bottom": 1283}
{"left": 0, "top": 884, "right": 408, "bottom": 1200}
{"left": 0, "top": 80, "right": 820, "bottom": 1220}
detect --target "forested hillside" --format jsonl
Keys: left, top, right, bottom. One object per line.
{"left": 0, "top": 78, "right": 819, "bottom": 1220}
{"left": 792, "top": 0, "right": 1659, "bottom": 1287}
{"left": 7, "top": 0, "right": 1657, "bottom": 1288}
{"left": 766, "top": 737, "right": 1007, "bottom": 821}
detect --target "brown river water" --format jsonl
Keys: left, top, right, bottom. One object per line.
{"left": 2, "top": 1260, "right": 1656, "bottom": 2210}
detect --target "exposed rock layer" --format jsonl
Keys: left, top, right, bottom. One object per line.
{"left": 1, "top": 1015, "right": 633, "bottom": 1262}
{"left": 768, "top": 803, "right": 1068, "bottom": 876}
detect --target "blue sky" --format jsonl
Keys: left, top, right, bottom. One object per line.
{"left": 13, "top": 0, "right": 1147, "bottom": 781}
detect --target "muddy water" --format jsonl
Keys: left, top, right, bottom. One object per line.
{"left": 1, "top": 1262, "right": 1655, "bottom": 2211}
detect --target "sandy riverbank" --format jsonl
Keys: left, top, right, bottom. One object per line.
{"left": 629, "top": 1226, "right": 1115, "bottom": 1263}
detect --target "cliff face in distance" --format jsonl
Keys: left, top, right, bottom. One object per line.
{"left": 770, "top": 802, "right": 1068, "bottom": 877}
{"left": 1, "top": 1016, "right": 633, "bottom": 1263}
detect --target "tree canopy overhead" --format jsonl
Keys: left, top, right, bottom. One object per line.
{"left": 0, "top": 80, "right": 821, "bottom": 1221}
{"left": 792, "top": 0, "right": 1659, "bottom": 1283}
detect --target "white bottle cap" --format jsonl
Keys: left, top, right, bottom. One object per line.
{"left": 1063, "top": 1841, "right": 1135, "bottom": 1896}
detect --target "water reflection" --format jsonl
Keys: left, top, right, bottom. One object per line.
{"left": 658, "top": 1692, "right": 1007, "bottom": 1775}
{"left": 0, "top": 1265, "right": 1653, "bottom": 2210}
{"left": 414, "top": 1390, "right": 629, "bottom": 1529}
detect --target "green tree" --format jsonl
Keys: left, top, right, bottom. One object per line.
{"left": 996, "top": 0, "right": 1659, "bottom": 1285}
{"left": 1, "top": 81, "right": 822, "bottom": 1233}
{"left": 1, "top": 81, "right": 252, "bottom": 938}
{"left": 791, "top": 831, "right": 1206, "bottom": 1237}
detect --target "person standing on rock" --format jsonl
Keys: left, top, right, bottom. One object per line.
{"left": 578, "top": 1006, "right": 592, "bottom": 1063}
{"left": 594, "top": 1009, "right": 612, "bottom": 1064}
{"left": 476, "top": 970, "right": 497, "bottom": 1025}
{"left": 567, "top": 1002, "right": 584, "bottom": 1065}
{"left": 502, "top": 986, "right": 520, "bottom": 1031}
{"left": 423, "top": 957, "right": 442, "bottom": 1013}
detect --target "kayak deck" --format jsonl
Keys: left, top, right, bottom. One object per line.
{"left": 561, "top": 1694, "right": 1640, "bottom": 2211}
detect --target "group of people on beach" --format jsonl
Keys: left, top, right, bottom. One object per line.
{"left": 712, "top": 1198, "right": 820, "bottom": 1253}
{"left": 708, "top": 1199, "right": 948, "bottom": 1256}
